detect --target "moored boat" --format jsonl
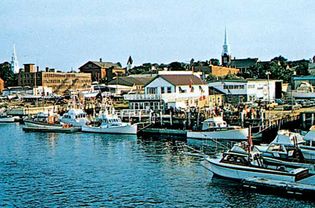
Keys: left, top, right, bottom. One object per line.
{"left": 201, "top": 143, "right": 309, "bottom": 182}
{"left": 254, "top": 130, "right": 315, "bottom": 173}
{"left": 23, "top": 124, "right": 81, "bottom": 133}
{"left": 82, "top": 109, "right": 137, "bottom": 134}
{"left": 59, "top": 108, "right": 90, "bottom": 127}
{"left": 187, "top": 117, "right": 248, "bottom": 140}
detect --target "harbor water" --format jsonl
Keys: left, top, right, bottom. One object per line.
{"left": 1, "top": 123, "right": 315, "bottom": 207}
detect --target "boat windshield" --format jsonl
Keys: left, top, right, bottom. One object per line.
{"left": 220, "top": 153, "right": 250, "bottom": 166}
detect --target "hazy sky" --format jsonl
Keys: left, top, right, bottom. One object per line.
{"left": 1, "top": 0, "right": 314, "bottom": 71}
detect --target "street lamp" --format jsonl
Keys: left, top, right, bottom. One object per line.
{"left": 266, "top": 71, "right": 271, "bottom": 103}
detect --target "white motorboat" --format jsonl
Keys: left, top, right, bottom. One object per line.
{"left": 82, "top": 109, "right": 137, "bottom": 134}
{"left": 0, "top": 115, "right": 19, "bottom": 123}
{"left": 59, "top": 109, "right": 90, "bottom": 127}
{"left": 254, "top": 130, "right": 315, "bottom": 173}
{"left": 300, "top": 126, "right": 315, "bottom": 161}
{"left": 187, "top": 117, "right": 248, "bottom": 140}
{"left": 201, "top": 143, "right": 310, "bottom": 183}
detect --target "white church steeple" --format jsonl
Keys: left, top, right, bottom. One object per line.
{"left": 11, "top": 44, "right": 19, "bottom": 74}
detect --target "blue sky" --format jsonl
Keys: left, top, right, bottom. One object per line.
{"left": 1, "top": 0, "right": 314, "bottom": 71}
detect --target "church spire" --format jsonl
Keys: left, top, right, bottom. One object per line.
{"left": 222, "top": 27, "right": 229, "bottom": 56}
{"left": 11, "top": 44, "right": 19, "bottom": 74}
{"left": 221, "top": 28, "right": 231, "bottom": 66}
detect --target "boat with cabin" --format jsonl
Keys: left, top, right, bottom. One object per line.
{"left": 187, "top": 116, "right": 248, "bottom": 140}
{"left": 201, "top": 143, "right": 310, "bottom": 182}
{"left": 299, "top": 126, "right": 315, "bottom": 161}
{"left": 254, "top": 130, "right": 315, "bottom": 173}
{"left": 59, "top": 108, "right": 90, "bottom": 127}
{"left": 81, "top": 108, "right": 137, "bottom": 134}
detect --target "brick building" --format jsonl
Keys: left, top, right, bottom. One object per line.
{"left": 18, "top": 64, "right": 91, "bottom": 95}
{"left": 79, "top": 59, "right": 126, "bottom": 82}
{"left": 210, "top": 65, "right": 239, "bottom": 77}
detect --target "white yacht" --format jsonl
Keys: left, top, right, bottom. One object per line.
{"left": 82, "top": 109, "right": 137, "bottom": 134}
{"left": 59, "top": 109, "right": 90, "bottom": 127}
{"left": 187, "top": 116, "right": 248, "bottom": 140}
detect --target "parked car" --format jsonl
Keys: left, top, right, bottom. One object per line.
{"left": 283, "top": 103, "right": 301, "bottom": 110}
{"left": 275, "top": 99, "right": 285, "bottom": 105}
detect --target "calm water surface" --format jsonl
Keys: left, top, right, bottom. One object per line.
{"left": 0, "top": 123, "right": 314, "bottom": 207}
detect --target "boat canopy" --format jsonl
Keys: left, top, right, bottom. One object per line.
{"left": 304, "top": 131, "right": 315, "bottom": 141}
{"left": 271, "top": 130, "right": 304, "bottom": 146}
{"left": 201, "top": 117, "right": 227, "bottom": 130}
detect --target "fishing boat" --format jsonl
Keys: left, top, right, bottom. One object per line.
{"left": 59, "top": 108, "right": 90, "bottom": 127}
{"left": 201, "top": 143, "right": 310, "bottom": 182}
{"left": 0, "top": 114, "right": 19, "bottom": 123}
{"left": 187, "top": 116, "right": 248, "bottom": 140}
{"left": 24, "top": 112, "right": 61, "bottom": 127}
{"left": 81, "top": 109, "right": 137, "bottom": 134}
{"left": 254, "top": 130, "right": 315, "bottom": 173}
{"left": 299, "top": 126, "right": 315, "bottom": 161}
{"left": 23, "top": 124, "right": 81, "bottom": 133}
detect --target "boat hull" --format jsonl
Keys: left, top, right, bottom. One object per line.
{"left": 0, "top": 116, "right": 18, "bottom": 123}
{"left": 81, "top": 124, "right": 137, "bottom": 134}
{"left": 201, "top": 158, "right": 299, "bottom": 182}
{"left": 187, "top": 128, "right": 248, "bottom": 140}
{"left": 23, "top": 126, "right": 81, "bottom": 133}
{"left": 300, "top": 146, "right": 315, "bottom": 161}
{"left": 24, "top": 120, "right": 61, "bottom": 128}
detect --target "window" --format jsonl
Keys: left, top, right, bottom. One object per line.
{"left": 147, "top": 87, "right": 157, "bottom": 94}
{"left": 167, "top": 87, "right": 172, "bottom": 93}
{"left": 161, "top": 87, "right": 165, "bottom": 94}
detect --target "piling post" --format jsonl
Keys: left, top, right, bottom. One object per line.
{"left": 302, "top": 113, "right": 306, "bottom": 129}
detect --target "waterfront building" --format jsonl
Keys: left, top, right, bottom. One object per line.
{"left": 208, "top": 79, "right": 282, "bottom": 104}
{"left": 0, "top": 78, "right": 4, "bottom": 93}
{"left": 79, "top": 59, "right": 125, "bottom": 82}
{"left": 18, "top": 64, "right": 92, "bottom": 95}
{"left": 107, "top": 75, "right": 154, "bottom": 95}
{"left": 208, "top": 87, "right": 224, "bottom": 107}
{"left": 124, "top": 72, "right": 209, "bottom": 111}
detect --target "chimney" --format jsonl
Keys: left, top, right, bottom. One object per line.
{"left": 100, "top": 58, "right": 102, "bottom": 62}
{"left": 45, "top": 67, "right": 49, "bottom": 72}
{"left": 36, "top": 66, "right": 39, "bottom": 72}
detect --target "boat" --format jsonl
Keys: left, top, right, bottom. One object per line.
{"left": 299, "top": 126, "right": 315, "bottom": 161}
{"left": 24, "top": 112, "right": 61, "bottom": 128}
{"left": 201, "top": 143, "right": 310, "bottom": 183}
{"left": 23, "top": 124, "right": 81, "bottom": 133}
{"left": 0, "top": 114, "right": 19, "bottom": 123}
{"left": 81, "top": 109, "right": 137, "bottom": 134}
{"left": 59, "top": 108, "right": 90, "bottom": 127}
{"left": 0, "top": 107, "right": 19, "bottom": 123}
{"left": 187, "top": 117, "right": 248, "bottom": 140}
{"left": 254, "top": 130, "right": 315, "bottom": 173}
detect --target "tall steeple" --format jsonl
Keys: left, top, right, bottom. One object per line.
{"left": 221, "top": 28, "right": 231, "bottom": 66}
{"left": 11, "top": 44, "right": 19, "bottom": 74}
{"left": 222, "top": 27, "right": 229, "bottom": 56}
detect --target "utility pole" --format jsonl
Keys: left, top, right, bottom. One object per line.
{"left": 266, "top": 71, "right": 271, "bottom": 103}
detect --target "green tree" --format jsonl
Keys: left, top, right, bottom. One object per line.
{"left": 0, "top": 62, "right": 16, "bottom": 87}
{"left": 210, "top": 58, "right": 220, "bottom": 66}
